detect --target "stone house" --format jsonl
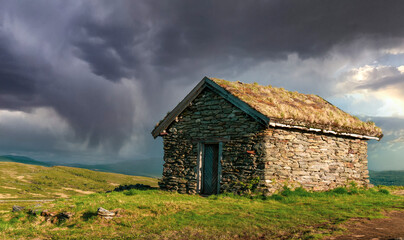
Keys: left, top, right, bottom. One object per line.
{"left": 152, "top": 77, "right": 383, "bottom": 195}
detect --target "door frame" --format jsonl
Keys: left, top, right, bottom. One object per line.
{"left": 196, "top": 141, "right": 223, "bottom": 194}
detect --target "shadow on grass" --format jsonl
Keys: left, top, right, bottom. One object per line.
{"left": 81, "top": 211, "right": 97, "bottom": 221}
{"left": 67, "top": 223, "right": 77, "bottom": 228}
{"left": 111, "top": 184, "right": 157, "bottom": 192}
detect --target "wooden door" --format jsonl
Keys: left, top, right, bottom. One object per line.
{"left": 202, "top": 144, "right": 219, "bottom": 195}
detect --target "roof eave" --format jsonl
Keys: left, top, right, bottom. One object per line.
{"left": 269, "top": 121, "right": 382, "bottom": 141}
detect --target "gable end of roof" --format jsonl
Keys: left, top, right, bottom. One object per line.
{"left": 151, "top": 77, "right": 270, "bottom": 138}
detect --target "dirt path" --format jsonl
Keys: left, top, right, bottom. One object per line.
{"left": 327, "top": 211, "right": 404, "bottom": 240}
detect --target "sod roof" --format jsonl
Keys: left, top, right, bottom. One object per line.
{"left": 210, "top": 78, "right": 382, "bottom": 139}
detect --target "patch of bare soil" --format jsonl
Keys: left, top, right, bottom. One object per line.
{"left": 327, "top": 211, "right": 404, "bottom": 240}
{"left": 0, "top": 194, "right": 17, "bottom": 199}
{"left": 54, "top": 193, "right": 69, "bottom": 198}
{"left": 29, "top": 193, "right": 45, "bottom": 197}
{"left": 2, "top": 186, "right": 19, "bottom": 190}
{"left": 392, "top": 190, "right": 404, "bottom": 196}
{"left": 62, "top": 187, "right": 95, "bottom": 194}
{"left": 16, "top": 175, "right": 31, "bottom": 183}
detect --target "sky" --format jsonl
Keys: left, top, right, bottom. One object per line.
{"left": 0, "top": 0, "right": 403, "bottom": 173}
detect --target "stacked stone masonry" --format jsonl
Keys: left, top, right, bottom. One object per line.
{"left": 160, "top": 88, "right": 370, "bottom": 194}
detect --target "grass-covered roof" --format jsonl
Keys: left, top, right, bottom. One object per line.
{"left": 210, "top": 78, "right": 382, "bottom": 139}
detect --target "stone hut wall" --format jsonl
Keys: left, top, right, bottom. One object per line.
{"left": 262, "top": 128, "right": 369, "bottom": 193}
{"left": 160, "top": 88, "right": 370, "bottom": 194}
{"left": 160, "top": 88, "right": 267, "bottom": 194}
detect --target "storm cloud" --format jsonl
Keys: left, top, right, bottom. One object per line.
{"left": 68, "top": 1, "right": 404, "bottom": 82}
{"left": 0, "top": 0, "right": 404, "bottom": 169}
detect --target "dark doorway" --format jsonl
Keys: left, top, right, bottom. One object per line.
{"left": 202, "top": 144, "right": 219, "bottom": 195}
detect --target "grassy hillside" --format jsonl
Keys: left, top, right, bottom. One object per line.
{"left": 0, "top": 155, "right": 162, "bottom": 177}
{"left": 369, "top": 170, "right": 404, "bottom": 186}
{"left": 0, "top": 187, "right": 403, "bottom": 239}
{"left": 0, "top": 162, "right": 158, "bottom": 200}
{"left": 68, "top": 158, "right": 163, "bottom": 178}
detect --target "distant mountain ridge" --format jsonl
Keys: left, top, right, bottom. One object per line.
{"left": 0, "top": 155, "right": 52, "bottom": 167}
{"left": 369, "top": 170, "right": 404, "bottom": 186}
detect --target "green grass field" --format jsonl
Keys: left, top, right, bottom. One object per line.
{"left": 1, "top": 162, "right": 403, "bottom": 239}
{"left": 0, "top": 186, "right": 403, "bottom": 239}
{"left": 0, "top": 162, "right": 158, "bottom": 200}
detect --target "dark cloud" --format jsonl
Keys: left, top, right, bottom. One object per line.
{"left": 70, "top": 4, "right": 143, "bottom": 82}
{"left": 43, "top": 76, "right": 136, "bottom": 150}
{"left": 0, "top": 0, "right": 404, "bottom": 166}
{"left": 338, "top": 65, "right": 404, "bottom": 94}
{"left": 0, "top": 37, "right": 39, "bottom": 104}
{"left": 357, "top": 73, "right": 404, "bottom": 91}
{"left": 0, "top": 1, "right": 137, "bottom": 152}
{"left": 67, "top": 1, "right": 404, "bottom": 82}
